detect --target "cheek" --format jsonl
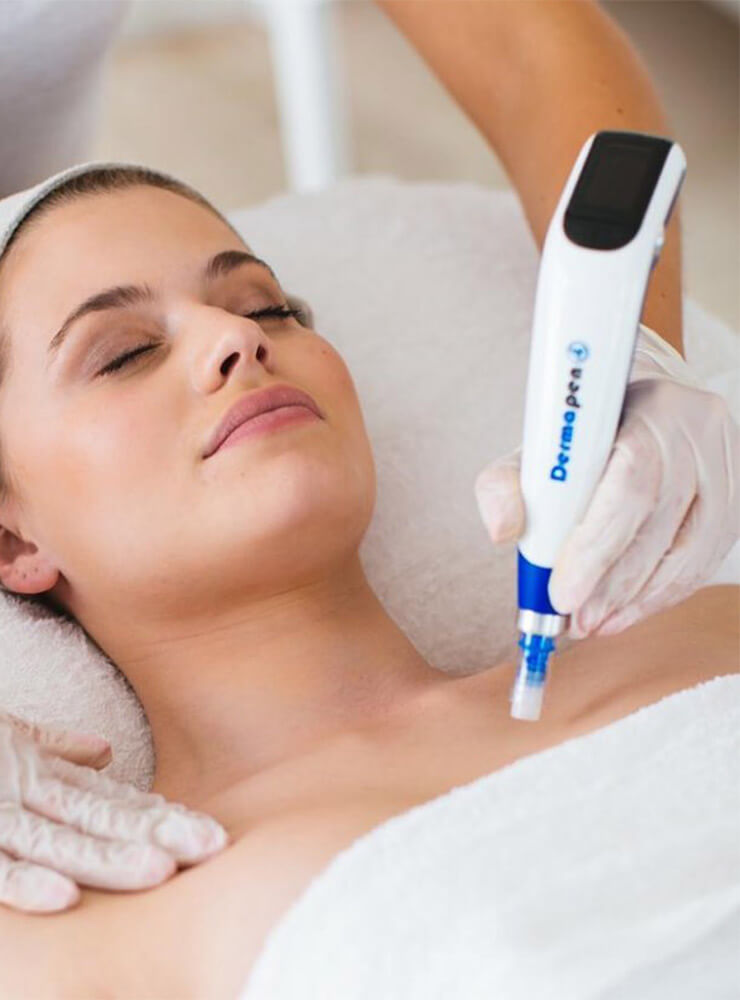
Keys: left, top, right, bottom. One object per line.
{"left": 286, "top": 335, "right": 375, "bottom": 489}
{"left": 76, "top": 403, "right": 152, "bottom": 482}
{"left": 317, "top": 344, "right": 376, "bottom": 496}
{"left": 27, "top": 394, "right": 162, "bottom": 513}
{"left": 311, "top": 337, "right": 362, "bottom": 411}
{"left": 24, "top": 397, "right": 181, "bottom": 578}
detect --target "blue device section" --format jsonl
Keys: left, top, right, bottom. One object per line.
{"left": 517, "top": 549, "right": 559, "bottom": 614}
{"left": 517, "top": 632, "right": 556, "bottom": 685}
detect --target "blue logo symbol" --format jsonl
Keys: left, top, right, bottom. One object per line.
{"left": 567, "top": 341, "right": 589, "bottom": 362}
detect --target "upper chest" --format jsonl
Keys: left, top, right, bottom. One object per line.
{"left": 118, "top": 589, "right": 735, "bottom": 997}
{"left": 133, "top": 665, "right": 583, "bottom": 997}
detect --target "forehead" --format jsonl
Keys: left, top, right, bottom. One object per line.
{"left": 0, "top": 185, "right": 251, "bottom": 335}
{"left": 0, "top": 185, "right": 249, "bottom": 305}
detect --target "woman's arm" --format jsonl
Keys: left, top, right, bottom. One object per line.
{"left": 374, "top": 0, "right": 684, "bottom": 355}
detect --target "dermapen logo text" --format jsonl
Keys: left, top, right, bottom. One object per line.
{"left": 551, "top": 341, "right": 590, "bottom": 482}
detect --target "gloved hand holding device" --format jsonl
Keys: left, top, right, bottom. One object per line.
{"left": 0, "top": 710, "right": 229, "bottom": 914}
{"left": 475, "top": 321, "right": 740, "bottom": 639}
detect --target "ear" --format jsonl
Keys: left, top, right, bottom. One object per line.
{"left": 0, "top": 519, "right": 60, "bottom": 595}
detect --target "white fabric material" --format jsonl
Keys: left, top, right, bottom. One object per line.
{"left": 0, "top": 0, "right": 129, "bottom": 196}
{"left": 0, "top": 175, "right": 737, "bottom": 792}
{"left": 0, "top": 158, "right": 212, "bottom": 261}
{"left": 238, "top": 673, "right": 740, "bottom": 999}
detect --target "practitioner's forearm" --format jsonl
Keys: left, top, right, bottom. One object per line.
{"left": 375, "top": 0, "right": 684, "bottom": 356}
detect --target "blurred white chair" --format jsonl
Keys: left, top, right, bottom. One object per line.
{"left": 251, "top": 0, "right": 350, "bottom": 192}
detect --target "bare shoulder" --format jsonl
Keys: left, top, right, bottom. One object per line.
{"left": 0, "top": 781, "right": 407, "bottom": 999}
{"left": 0, "top": 888, "right": 116, "bottom": 999}
{"left": 0, "top": 819, "right": 318, "bottom": 999}
{"left": 453, "top": 584, "right": 739, "bottom": 731}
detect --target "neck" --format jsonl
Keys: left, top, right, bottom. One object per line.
{"left": 88, "top": 555, "right": 447, "bottom": 805}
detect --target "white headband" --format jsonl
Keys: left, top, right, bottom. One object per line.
{"left": 0, "top": 158, "right": 314, "bottom": 327}
{"left": 0, "top": 159, "right": 225, "bottom": 263}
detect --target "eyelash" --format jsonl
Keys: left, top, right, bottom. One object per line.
{"left": 96, "top": 304, "right": 304, "bottom": 377}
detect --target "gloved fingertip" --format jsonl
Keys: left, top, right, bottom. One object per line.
{"left": 153, "top": 811, "right": 229, "bottom": 864}
{"left": 549, "top": 547, "right": 597, "bottom": 613}
{"left": 474, "top": 460, "right": 520, "bottom": 494}
{"left": 548, "top": 574, "right": 578, "bottom": 613}
{"left": 475, "top": 484, "right": 524, "bottom": 543}
{"left": 189, "top": 812, "right": 230, "bottom": 856}
{"left": 89, "top": 743, "right": 113, "bottom": 769}
{"left": 50, "top": 729, "right": 112, "bottom": 768}
{"left": 123, "top": 843, "right": 177, "bottom": 884}
{"left": 593, "top": 619, "right": 623, "bottom": 637}
{"left": 17, "top": 868, "right": 80, "bottom": 913}
{"left": 566, "top": 615, "right": 590, "bottom": 640}
{"left": 596, "top": 606, "right": 642, "bottom": 635}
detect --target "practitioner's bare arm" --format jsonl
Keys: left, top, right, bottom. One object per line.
{"left": 374, "top": 0, "right": 684, "bottom": 354}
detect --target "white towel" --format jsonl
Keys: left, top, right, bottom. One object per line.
{"left": 239, "top": 672, "right": 740, "bottom": 1000}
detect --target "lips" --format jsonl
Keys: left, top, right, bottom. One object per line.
{"left": 202, "top": 383, "right": 323, "bottom": 459}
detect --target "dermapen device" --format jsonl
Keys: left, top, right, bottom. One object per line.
{"left": 510, "top": 129, "right": 686, "bottom": 722}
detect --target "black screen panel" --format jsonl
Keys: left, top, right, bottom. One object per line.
{"left": 564, "top": 131, "right": 672, "bottom": 249}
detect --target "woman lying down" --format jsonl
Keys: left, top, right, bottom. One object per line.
{"left": 0, "top": 164, "right": 737, "bottom": 999}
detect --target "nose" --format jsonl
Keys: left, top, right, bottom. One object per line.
{"left": 188, "top": 305, "right": 275, "bottom": 392}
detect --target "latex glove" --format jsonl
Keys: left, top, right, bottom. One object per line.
{"left": 0, "top": 710, "right": 229, "bottom": 913}
{"left": 474, "top": 323, "right": 740, "bottom": 639}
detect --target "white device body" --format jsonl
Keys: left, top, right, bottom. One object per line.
{"left": 517, "top": 134, "right": 686, "bottom": 582}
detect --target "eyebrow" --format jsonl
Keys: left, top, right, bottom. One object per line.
{"left": 47, "top": 249, "right": 277, "bottom": 361}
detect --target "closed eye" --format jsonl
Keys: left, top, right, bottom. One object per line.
{"left": 96, "top": 303, "right": 304, "bottom": 377}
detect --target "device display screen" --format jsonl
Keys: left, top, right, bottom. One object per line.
{"left": 564, "top": 131, "right": 672, "bottom": 249}
{"left": 578, "top": 143, "right": 657, "bottom": 216}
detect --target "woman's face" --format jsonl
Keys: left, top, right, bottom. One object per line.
{"left": 0, "top": 185, "right": 376, "bottom": 626}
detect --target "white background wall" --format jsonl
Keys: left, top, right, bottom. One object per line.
{"left": 97, "top": 0, "right": 739, "bottom": 330}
